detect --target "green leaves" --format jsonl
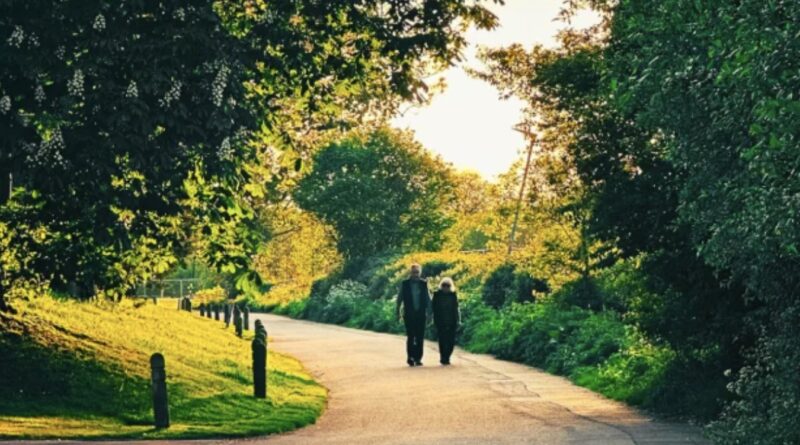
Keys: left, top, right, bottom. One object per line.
{"left": 0, "top": 0, "right": 497, "bottom": 301}
{"left": 294, "top": 128, "right": 454, "bottom": 261}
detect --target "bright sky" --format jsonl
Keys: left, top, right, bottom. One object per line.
{"left": 391, "top": 1, "right": 600, "bottom": 181}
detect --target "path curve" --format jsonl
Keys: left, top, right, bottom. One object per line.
{"left": 245, "top": 314, "right": 708, "bottom": 445}
{"left": 16, "top": 314, "right": 709, "bottom": 445}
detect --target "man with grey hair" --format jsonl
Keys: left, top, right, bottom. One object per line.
{"left": 396, "top": 263, "right": 431, "bottom": 366}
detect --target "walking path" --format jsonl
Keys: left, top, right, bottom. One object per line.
{"left": 15, "top": 314, "right": 709, "bottom": 444}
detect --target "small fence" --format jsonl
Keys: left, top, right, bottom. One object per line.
{"left": 133, "top": 278, "right": 201, "bottom": 299}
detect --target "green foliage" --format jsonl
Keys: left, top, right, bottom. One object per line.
{"left": 552, "top": 276, "right": 602, "bottom": 311}
{"left": 481, "top": 263, "right": 516, "bottom": 309}
{"left": 573, "top": 336, "right": 675, "bottom": 407}
{"left": 481, "top": 263, "right": 547, "bottom": 309}
{"left": 319, "top": 280, "right": 369, "bottom": 325}
{"left": 193, "top": 286, "right": 226, "bottom": 305}
{"left": 471, "top": 0, "right": 797, "bottom": 432}
{"left": 294, "top": 128, "right": 455, "bottom": 260}
{"left": 0, "top": 0, "right": 499, "bottom": 303}
{"left": 167, "top": 259, "right": 226, "bottom": 292}
{"left": 420, "top": 260, "right": 453, "bottom": 280}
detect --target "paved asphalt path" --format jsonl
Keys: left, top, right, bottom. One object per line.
{"left": 15, "top": 314, "right": 709, "bottom": 445}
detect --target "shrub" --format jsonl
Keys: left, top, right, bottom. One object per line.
{"left": 319, "top": 280, "right": 369, "bottom": 324}
{"left": 193, "top": 286, "right": 226, "bottom": 305}
{"left": 482, "top": 263, "right": 516, "bottom": 309}
{"left": 481, "top": 263, "right": 547, "bottom": 308}
{"left": 274, "top": 298, "right": 308, "bottom": 318}
{"left": 420, "top": 260, "right": 453, "bottom": 279}
{"left": 513, "top": 271, "right": 549, "bottom": 304}
{"left": 573, "top": 334, "right": 674, "bottom": 406}
{"left": 551, "top": 276, "right": 603, "bottom": 311}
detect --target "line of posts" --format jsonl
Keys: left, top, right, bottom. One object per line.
{"left": 152, "top": 300, "right": 263, "bottom": 429}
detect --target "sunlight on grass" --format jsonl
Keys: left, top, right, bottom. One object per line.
{"left": 0, "top": 296, "right": 326, "bottom": 439}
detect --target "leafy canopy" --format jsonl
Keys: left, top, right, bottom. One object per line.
{"left": 294, "top": 128, "right": 454, "bottom": 261}
{"left": 0, "top": 0, "right": 499, "bottom": 301}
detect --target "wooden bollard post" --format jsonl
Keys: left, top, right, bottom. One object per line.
{"left": 206, "top": 306, "right": 212, "bottom": 319}
{"left": 214, "top": 304, "right": 220, "bottom": 321}
{"left": 224, "top": 304, "right": 231, "bottom": 327}
{"left": 252, "top": 335, "right": 267, "bottom": 398}
{"left": 177, "top": 297, "right": 183, "bottom": 310}
{"left": 255, "top": 319, "right": 266, "bottom": 337}
{"left": 234, "top": 306, "right": 243, "bottom": 338}
{"left": 150, "top": 353, "right": 170, "bottom": 429}
{"left": 186, "top": 298, "right": 192, "bottom": 313}
{"left": 199, "top": 303, "right": 205, "bottom": 317}
{"left": 243, "top": 307, "right": 250, "bottom": 331}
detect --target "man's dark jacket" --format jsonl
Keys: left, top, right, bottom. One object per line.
{"left": 397, "top": 278, "right": 431, "bottom": 319}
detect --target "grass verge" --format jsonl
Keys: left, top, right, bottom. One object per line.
{"left": 0, "top": 296, "right": 326, "bottom": 440}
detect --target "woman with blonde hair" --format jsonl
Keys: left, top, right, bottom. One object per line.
{"left": 432, "top": 277, "right": 460, "bottom": 365}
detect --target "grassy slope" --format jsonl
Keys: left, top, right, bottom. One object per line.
{"left": 0, "top": 296, "right": 326, "bottom": 439}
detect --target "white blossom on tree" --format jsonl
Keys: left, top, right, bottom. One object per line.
{"left": 7, "top": 25, "right": 24, "bottom": 47}
{"left": 217, "top": 137, "right": 234, "bottom": 160}
{"left": 212, "top": 64, "right": 230, "bottom": 107}
{"left": 0, "top": 95, "right": 10, "bottom": 114}
{"left": 34, "top": 85, "right": 46, "bottom": 103}
{"left": 125, "top": 80, "right": 138, "bottom": 98}
{"left": 67, "top": 69, "right": 85, "bottom": 98}
{"left": 93, "top": 13, "right": 106, "bottom": 31}
{"left": 158, "top": 79, "right": 182, "bottom": 108}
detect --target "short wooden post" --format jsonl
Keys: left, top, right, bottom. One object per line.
{"left": 206, "top": 306, "right": 212, "bottom": 319}
{"left": 243, "top": 307, "right": 250, "bottom": 331}
{"left": 234, "top": 306, "right": 243, "bottom": 338}
{"left": 252, "top": 335, "right": 267, "bottom": 398}
{"left": 214, "top": 305, "right": 220, "bottom": 321}
{"left": 185, "top": 298, "right": 192, "bottom": 313}
{"left": 150, "top": 353, "right": 170, "bottom": 429}
{"left": 255, "top": 319, "right": 266, "bottom": 337}
{"left": 224, "top": 304, "right": 231, "bottom": 327}
{"left": 177, "top": 297, "right": 182, "bottom": 310}
{"left": 199, "top": 303, "right": 205, "bottom": 317}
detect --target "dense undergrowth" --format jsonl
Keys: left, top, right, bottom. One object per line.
{"left": 0, "top": 296, "right": 325, "bottom": 439}
{"left": 271, "top": 251, "right": 725, "bottom": 422}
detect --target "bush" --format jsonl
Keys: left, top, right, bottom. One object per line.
{"left": 193, "top": 286, "right": 227, "bottom": 305}
{"left": 481, "top": 263, "right": 548, "bottom": 308}
{"left": 420, "top": 260, "right": 453, "bottom": 279}
{"left": 513, "top": 271, "right": 549, "bottom": 304}
{"left": 573, "top": 335, "right": 674, "bottom": 406}
{"left": 552, "top": 276, "right": 603, "bottom": 311}
{"left": 318, "top": 280, "right": 369, "bottom": 324}
{"left": 461, "top": 300, "right": 632, "bottom": 379}
{"left": 482, "top": 263, "right": 516, "bottom": 309}
{"left": 274, "top": 298, "right": 308, "bottom": 318}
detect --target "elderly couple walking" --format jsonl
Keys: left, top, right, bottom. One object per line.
{"left": 396, "top": 263, "right": 460, "bottom": 367}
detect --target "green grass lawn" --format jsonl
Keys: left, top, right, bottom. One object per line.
{"left": 0, "top": 296, "right": 326, "bottom": 439}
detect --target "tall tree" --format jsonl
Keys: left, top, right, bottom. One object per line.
{"left": 472, "top": 8, "right": 747, "bottom": 418}
{"left": 0, "top": 0, "right": 499, "bottom": 304}
{"left": 294, "top": 128, "right": 454, "bottom": 261}
{"left": 603, "top": 0, "right": 800, "bottom": 440}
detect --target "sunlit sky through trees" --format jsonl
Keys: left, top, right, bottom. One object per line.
{"left": 392, "top": 1, "right": 600, "bottom": 181}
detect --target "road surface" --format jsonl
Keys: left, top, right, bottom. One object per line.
{"left": 18, "top": 314, "right": 709, "bottom": 445}
{"left": 243, "top": 314, "right": 707, "bottom": 445}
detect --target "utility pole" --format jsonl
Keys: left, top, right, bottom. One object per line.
{"left": 508, "top": 123, "right": 536, "bottom": 256}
